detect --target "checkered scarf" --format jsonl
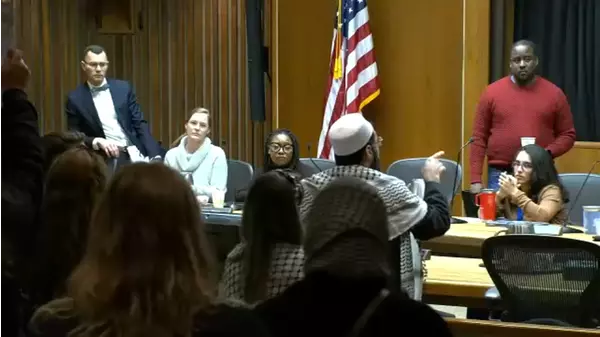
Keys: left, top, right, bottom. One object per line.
{"left": 220, "top": 242, "right": 304, "bottom": 304}
{"left": 299, "top": 165, "right": 428, "bottom": 297}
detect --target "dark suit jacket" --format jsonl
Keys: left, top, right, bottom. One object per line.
{"left": 65, "top": 79, "right": 163, "bottom": 157}
{"left": 1, "top": 88, "right": 44, "bottom": 251}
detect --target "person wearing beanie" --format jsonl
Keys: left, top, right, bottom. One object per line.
{"left": 255, "top": 178, "right": 452, "bottom": 337}
{"left": 298, "top": 113, "right": 450, "bottom": 295}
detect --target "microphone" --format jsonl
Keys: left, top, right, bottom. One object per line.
{"left": 306, "top": 143, "right": 323, "bottom": 173}
{"left": 562, "top": 160, "right": 600, "bottom": 234}
{"left": 450, "top": 137, "right": 474, "bottom": 224}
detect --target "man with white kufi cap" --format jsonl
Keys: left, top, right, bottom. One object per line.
{"left": 299, "top": 113, "right": 450, "bottom": 297}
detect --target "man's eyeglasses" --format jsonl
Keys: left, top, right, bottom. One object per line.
{"left": 269, "top": 143, "right": 294, "bottom": 153}
{"left": 84, "top": 62, "right": 109, "bottom": 69}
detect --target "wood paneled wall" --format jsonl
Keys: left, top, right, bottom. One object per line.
{"left": 273, "top": 0, "right": 487, "bottom": 214}
{"left": 555, "top": 142, "right": 600, "bottom": 175}
{"left": 270, "top": 0, "right": 336, "bottom": 156}
{"left": 13, "top": 0, "right": 267, "bottom": 164}
{"left": 273, "top": 0, "right": 465, "bottom": 162}
{"left": 367, "top": 0, "right": 464, "bottom": 164}
{"left": 2, "top": 1, "right": 15, "bottom": 57}
{"left": 463, "top": 0, "right": 491, "bottom": 193}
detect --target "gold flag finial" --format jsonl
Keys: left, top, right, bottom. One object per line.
{"left": 333, "top": 0, "right": 343, "bottom": 79}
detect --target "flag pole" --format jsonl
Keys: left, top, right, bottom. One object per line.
{"left": 333, "top": 0, "right": 343, "bottom": 79}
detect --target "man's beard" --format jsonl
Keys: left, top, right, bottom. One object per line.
{"left": 370, "top": 151, "right": 381, "bottom": 172}
{"left": 515, "top": 72, "right": 535, "bottom": 86}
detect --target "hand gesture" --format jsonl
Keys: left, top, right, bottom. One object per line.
{"left": 498, "top": 172, "right": 519, "bottom": 197}
{"left": 422, "top": 151, "right": 446, "bottom": 183}
{"left": 1, "top": 49, "right": 30, "bottom": 91}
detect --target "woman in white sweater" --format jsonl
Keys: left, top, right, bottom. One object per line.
{"left": 164, "top": 108, "right": 228, "bottom": 197}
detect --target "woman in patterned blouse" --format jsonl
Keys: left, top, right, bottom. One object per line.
{"left": 220, "top": 170, "right": 305, "bottom": 304}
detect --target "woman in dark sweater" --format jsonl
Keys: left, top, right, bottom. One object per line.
{"left": 236, "top": 129, "right": 313, "bottom": 201}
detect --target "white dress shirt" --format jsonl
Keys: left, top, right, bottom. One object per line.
{"left": 89, "top": 79, "right": 130, "bottom": 149}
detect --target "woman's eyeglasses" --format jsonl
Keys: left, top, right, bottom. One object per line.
{"left": 269, "top": 143, "right": 294, "bottom": 153}
{"left": 512, "top": 160, "right": 533, "bottom": 170}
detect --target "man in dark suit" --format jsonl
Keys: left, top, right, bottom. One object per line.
{"left": 65, "top": 45, "right": 163, "bottom": 166}
{"left": 2, "top": 48, "right": 44, "bottom": 337}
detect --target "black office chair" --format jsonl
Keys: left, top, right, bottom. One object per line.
{"left": 482, "top": 235, "right": 600, "bottom": 327}
{"left": 225, "top": 159, "right": 254, "bottom": 202}
{"left": 387, "top": 158, "right": 462, "bottom": 203}
{"left": 559, "top": 173, "right": 600, "bottom": 226}
{"left": 299, "top": 158, "right": 336, "bottom": 175}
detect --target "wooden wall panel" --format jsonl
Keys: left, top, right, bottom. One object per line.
{"left": 366, "top": 0, "right": 463, "bottom": 167}
{"left": 13, "top": 0, "right": 266, "bottom": 165}
{"left": 273, "top": 0, "right": 336, "bottom": 157}
{"left": 274, "top": 0, "right": 464, "bottom": 163}
{"left": 555, "top": 142, "right": 600, "bottom": 174}
{"left": 460, "top": 0, "right": 491, "bottom": 214}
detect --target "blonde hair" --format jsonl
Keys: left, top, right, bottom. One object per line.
{"left": 171, "top": 107, "right": 211, "bottom": 148}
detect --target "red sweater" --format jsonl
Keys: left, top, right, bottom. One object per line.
{"left": 469, "top": 76, "right": 576, "bottom": 184}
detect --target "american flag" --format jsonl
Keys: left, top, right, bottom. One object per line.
{"left": 317, "top": 0, "right": 380, "bottom": 160}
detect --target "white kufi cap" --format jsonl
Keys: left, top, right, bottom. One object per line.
{"left": 328, "top": 113, "right": 374, "bottom": 156}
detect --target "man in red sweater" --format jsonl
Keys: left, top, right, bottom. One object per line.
{"left": 469, "top": 40, "right": 576, "bottom": 193}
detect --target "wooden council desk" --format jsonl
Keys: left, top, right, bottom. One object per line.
{"left": 422, "top": 221, "right": 596, "bottom": 257}
{"left": 424, "top": 256, "right": 492, "bottom": 307}
{"left": 447, "top": 318, "right": 600, "bottom": 337}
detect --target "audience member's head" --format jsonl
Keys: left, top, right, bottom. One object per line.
{"left": 172, "top": 107, "right": 211, "bottom": 148}
{"left": 303, "top": 177, "right": 390, "bottom": 279}
{"left": 241, "top": 169, "right": 303, "bottom": 302}
{"left": 33, "top": 146, "right": 107, "bottom": 304}
{"left": 513, "top": 144, "right": 568, "bottom": 202}
{"left": 41, "top": 131, "right": 86, "bottom": 173}
{"left": 68, "top": 162, "right": 216, "bottom": 336}
{"left": 263, "top": 128, "right": 300, "bottom": 171}
{"left": 329, "top": 113, "right": 381, "bottom": 171}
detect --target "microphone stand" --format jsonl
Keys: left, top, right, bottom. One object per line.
{"left": 450, "top": 137, "right": 473, "bottom": 224}
{"left": 561, "top": 160, "right": 600, "bottom": 234}
{"left": 307, "top": 143, "right": 323, "bottom": 172}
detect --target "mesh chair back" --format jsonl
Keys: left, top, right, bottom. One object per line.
{"left": 482, "top": 235, "right": 600, "bottom": 327}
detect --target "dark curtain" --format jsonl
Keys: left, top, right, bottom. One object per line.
{"left": 246, "top": 0, "right": 267, "bottom": 122}
{"left": 514, "top": 0, "right": 600, "bottom": 141}
{"left": 489, "top": 0, "right": 508, "bottom": 83}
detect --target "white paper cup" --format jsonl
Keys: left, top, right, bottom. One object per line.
{"left": 521, "top": 137, "right": 536, "bottom": 146}
{"left": 197, "top": 195, "right": 209, "bottom": 205}
{"left": 211, "top": 189, "right": 226, "bottom": 208}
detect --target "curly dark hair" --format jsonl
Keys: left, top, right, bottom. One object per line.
{"left": 263, "top": 128, "right": 300, "bottom": 172}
